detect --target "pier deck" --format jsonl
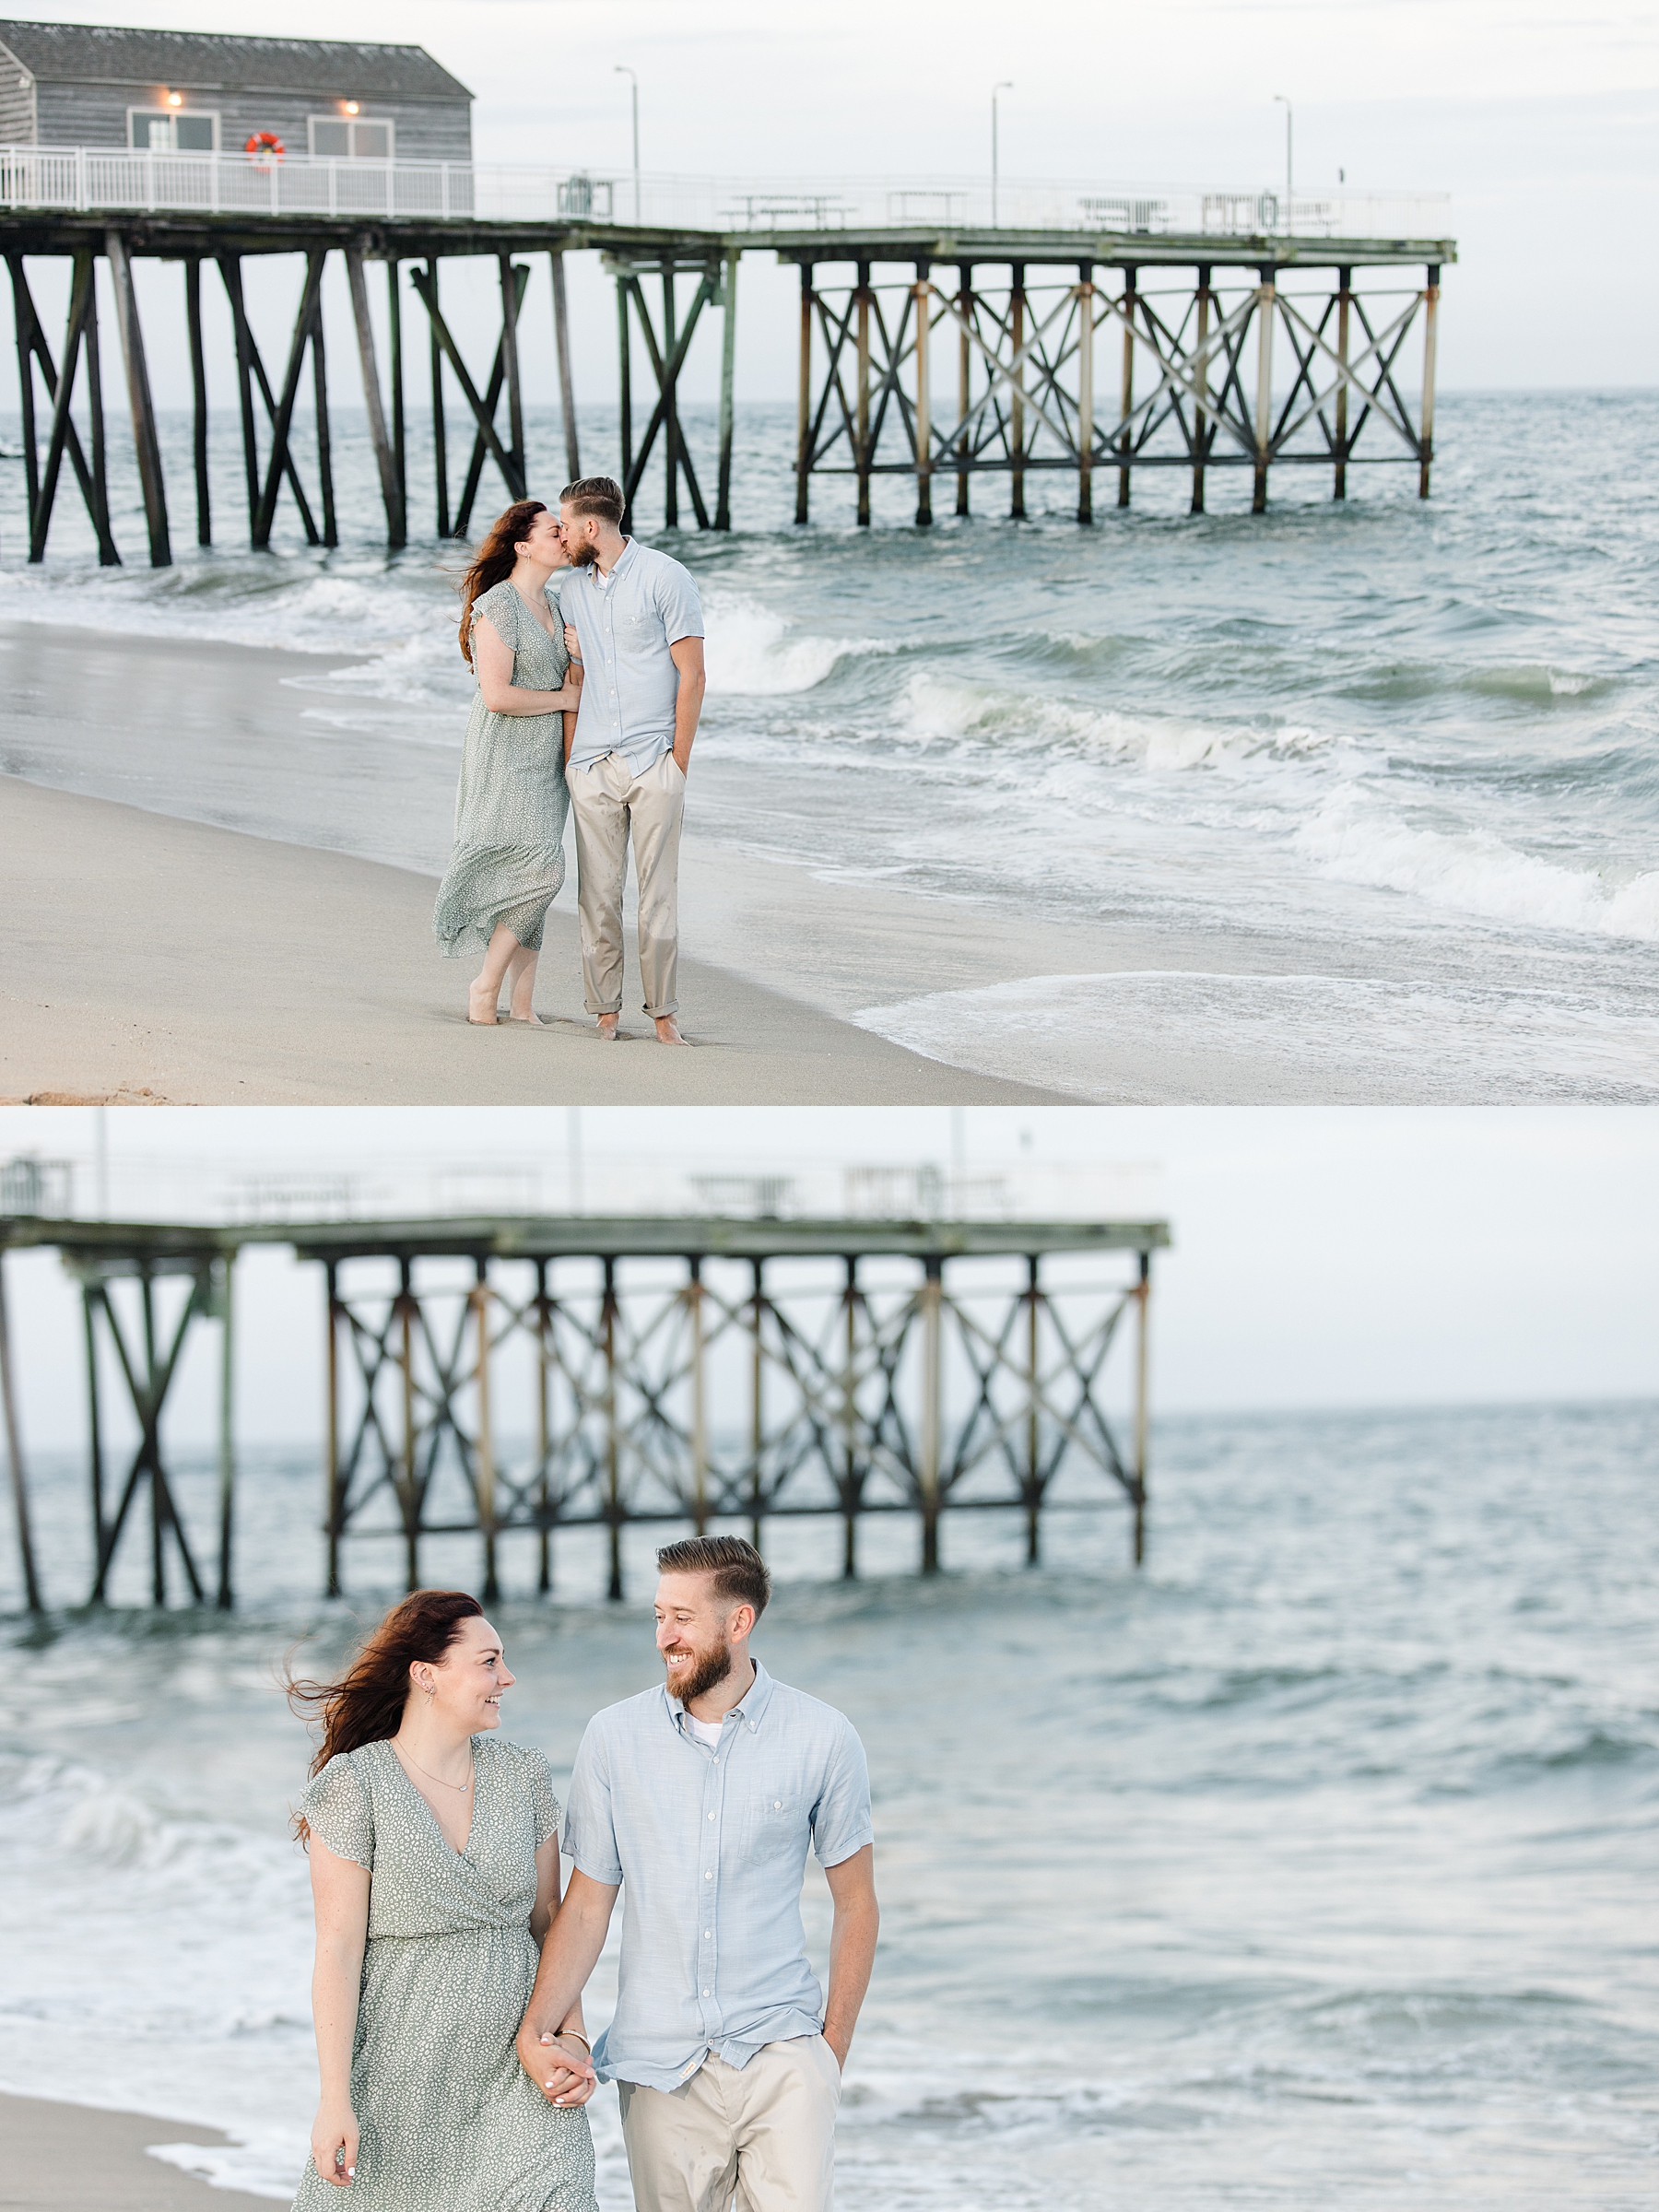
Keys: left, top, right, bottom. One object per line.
{"left": 1, "top": 154, "right": 1454, "bottom": 558}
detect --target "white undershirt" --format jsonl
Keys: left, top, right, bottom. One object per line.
{"left": 684, "top": 1713, "right": 724, "bottom": 1750}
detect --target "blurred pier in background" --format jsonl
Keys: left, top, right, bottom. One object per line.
{"left": 0, "top": 1161, "right": 1170, "bottom": 1612}
{"left": 0, "top": 150, "right": 1455, "bottom": 561}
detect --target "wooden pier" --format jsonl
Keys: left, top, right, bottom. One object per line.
{"left": 1, "top": 157, "right": 1455, "bottom": 562}
{"left": 0, "top": 1209, "right": 1169, "bottom": 1613}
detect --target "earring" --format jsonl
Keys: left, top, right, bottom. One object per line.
{"left": 423, "top": 1677, "right": 435, "bottom": 1706}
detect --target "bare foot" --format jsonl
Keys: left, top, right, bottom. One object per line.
{"left": 509, "top": 1009, "right": 547, "bottom": 1028}
{"left": 654, "top": 1016, "right": 691, "bottom": 1047}
{"left": 468, "top": 980, "right": 500, "bottom": 1025}
{"left": 596, "top": 1013, "right": 620, "bottom": 1041}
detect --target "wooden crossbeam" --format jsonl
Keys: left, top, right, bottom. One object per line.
{"left": 105, "top": 230, "right": 171, "bottom": 568}
{"left": 22, "top": 248, "right": 120, "bottom": 565}
{"left": 410, "top": 258, "right": 529, "bottom": 536}
{"left": 253, "top": 251, "right": 326, "bottom": 549}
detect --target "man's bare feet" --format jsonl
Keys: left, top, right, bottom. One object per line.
{"left": 596, "top": 1013, "right": 620, "bottom": 1041}
{"left": 467, "top": 980, "right": 500, "bottom": 1025}
{"left": 654, "top": 1016, "right": 690, "bottom": 1047}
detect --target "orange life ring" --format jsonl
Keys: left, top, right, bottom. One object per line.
{"left": 245, "top": 131, "right": 285, "bottom": 166}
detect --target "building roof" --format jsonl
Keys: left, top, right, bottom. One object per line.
{"left": 0, "top": 20, "right": 471, "bottom": 100}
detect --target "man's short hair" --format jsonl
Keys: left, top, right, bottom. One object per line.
{"left": 560, "top": 475, "right": 626, "bottom": 525}
{"left": 656, "top": 1535, "right": 771, "bottom": 1620}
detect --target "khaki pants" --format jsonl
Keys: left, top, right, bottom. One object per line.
{"left": 617, "top": 2037, "right": 841, "bottom": 2212}
{"left": 568, "top": 749, "right": 686, "bottom": 1018}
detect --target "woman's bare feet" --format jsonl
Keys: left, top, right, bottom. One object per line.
{"left": 467, "top": 978, "right": 500, "bottom": 1025}
{"left": 509, "top": 1011, "right": 547, "bottom": 1027}
{"left": 654, "top": 1016, "right": 690, "bottom": 1047}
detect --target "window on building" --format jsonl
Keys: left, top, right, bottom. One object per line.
{"left": 307, "top": 117, "right": 394, "bottom": 159}
{"left": 128, "top": 109, "right": 218, "bottom": 151}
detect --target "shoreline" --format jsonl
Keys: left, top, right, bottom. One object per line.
{"left": 6, "top": 616, "right": 1653, "bottom": 1103}
{"left": 0, "top": 2091, "right": 278, "bottom": 2209}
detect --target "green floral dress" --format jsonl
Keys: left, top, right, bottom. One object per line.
{"left": 291, "top": 1735, "right": 596, "bottom": 2212}
{"left": 433, "top": 580, "right": 571, "bottom": 959}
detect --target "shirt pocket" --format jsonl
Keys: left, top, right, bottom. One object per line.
{"left": 737, "top": 1791, "right": 803, "bottom": 1869}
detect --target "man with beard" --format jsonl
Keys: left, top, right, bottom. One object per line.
{"left": 515, "top": 1536, "right": 878, "bottom": 2212}
{"left": 557, "top": 476, "right": 706, "bottom": 1047}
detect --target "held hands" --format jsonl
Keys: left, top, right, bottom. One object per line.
{"left": 564, "top": 624, "right": 581, "bottom": 660}
{"left": 311, "top": 2103, "right": 359, "bottom": 2188}
{"left": 518, "top": 2028, "right": 598, "bottom": 2108}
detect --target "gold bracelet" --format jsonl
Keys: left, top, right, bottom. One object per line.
{"left": 555, "top": 2029, "right": 591, "bottom": 2052}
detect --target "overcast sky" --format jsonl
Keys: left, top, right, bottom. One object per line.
{"left": 2, "top": 1107, "right": 1656, "bottom": 1458}
{"left": 5, "top": 0, "right": 1656, "bottom": 406}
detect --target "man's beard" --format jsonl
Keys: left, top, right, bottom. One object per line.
{"left": 664, "top": 1639, "right": 732, "bottom": 1706}
{"left": 568, "top": 536, "right": 599, "bottom": 567}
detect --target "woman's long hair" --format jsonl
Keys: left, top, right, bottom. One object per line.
{"left": 287, "top": 1589, "right": 484, "bottom": 1819}
{"left": 456, "top": 500, "right": 547, "bottom": 665}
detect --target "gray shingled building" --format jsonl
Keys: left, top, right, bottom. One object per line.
{"left": 0, "top": 19, "right": 471, "bottom": 161}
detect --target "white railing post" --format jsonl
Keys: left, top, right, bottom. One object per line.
{"left": 76, "top": 145, "right": 87, "bottom": 210}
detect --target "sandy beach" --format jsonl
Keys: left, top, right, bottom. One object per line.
{"left": 0, "top": 2093, "right": 275, "bottom": 2210}
{"left": 0, "top": 777, "right": 1058, "bottom": 1106}
{"left": 4, "top": 616, "right": 1623, "bottom": 1104}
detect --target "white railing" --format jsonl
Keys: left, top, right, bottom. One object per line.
{"left": 0, "top": 147, "right": 1452, "bottom": 241}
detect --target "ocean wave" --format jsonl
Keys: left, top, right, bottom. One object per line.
{"left": 700, "top": 590, "right": 873, "bottom": 695}
{"left": 1295, "top": 793, "right": 1659, "bottom": 942}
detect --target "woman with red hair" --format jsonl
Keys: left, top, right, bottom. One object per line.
{"left": 434, "top": 501, "right": 583, "bottom": 1027}
{"left": 287, "top": 1590, "right": 597, "bottom": 2209}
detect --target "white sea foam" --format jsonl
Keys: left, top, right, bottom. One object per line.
{"left": 853, "top": 971, "right": 1659, "bottom": 1100}
{"left": 700, "top": 589, "right": 873, "bottom": 695}
{"left": 1295, "top": 793, "right": 1659, "bottom": 943}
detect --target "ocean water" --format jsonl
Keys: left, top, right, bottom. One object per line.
{"left": 2, "top": 392, "right": 1658, "bottom": 1099}
{"left": 0, "top": 1401, "right": 1654, "bottom": 2208}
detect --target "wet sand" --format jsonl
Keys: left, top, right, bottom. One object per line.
{"left": 0, "top": 2092, "right": 276, "bottom": 2209}
{"left": 0, "top": 778, "right": 1057, "bottom": 1106}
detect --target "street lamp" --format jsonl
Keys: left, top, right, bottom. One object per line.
{"left": 616, "top": 65, "right": 639, "bottom": 218}
{"left": 992, "top": 81, "right": 1013, "bottom": 227}
{"left": 1274, "top": 94, "right": 1292, "bottom": 227}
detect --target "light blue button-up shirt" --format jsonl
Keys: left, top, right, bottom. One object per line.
{"left": 560, "top": 1659, "right": 874, "bottom": 2090}
{"left": 561, "top": 536, "right": 704, "bottom": 779}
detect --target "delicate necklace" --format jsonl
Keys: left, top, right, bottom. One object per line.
{"left": 395, "top": 1741, "right": 475, "bottom": 1794}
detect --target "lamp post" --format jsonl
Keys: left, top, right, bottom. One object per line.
{"left": 616, "top": 65, "right": 639, "bottom": 219}
{"left": 1274, "top": 94, "right": 1292, "bottom": 228}
{"left": 992, "top": 81, "right": 1013, "bottom": 226}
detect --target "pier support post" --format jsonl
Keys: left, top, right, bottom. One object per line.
{"left": 748, "top": 1261, "right": 765, "bottom": 1548}
{"left": 1253, "top": 265, "right": 1276, "bottom": 513}
{"left": 214, "top": 1255, "right": 235, "bottom": 1610}
{"left": 324, "top": 1261, "right": 344, "bottom": 1598}
{"left": 1009, "top": 264, "right": 1026, "bottom": 518}
{"left": 661, "top": 264, "right": 679, "bottom": 530}
{"left": 0, "top": 1253, "right": 44, "bottom": 1614}
{"left": 83, "top": 1284, "right": 104, "bottom": 1594}
{"left": 312, "top": 278, "right": 337, "bottom": 548}
{"left": 534, "top": 1260, "right": 552, "bottom": 1594}
{"left": 396, "top": 1260, "right": 418, "bottom": 1593}
{"left": 347, "top": 241, "right": 406, "bottom": 550}
{"left": 253, "top": 249, "right": 325, "bottom": 550}
{"left": 184, "top": 255, "right": 210, "bottom": 547}
{"left": 1418, "top": 263, "right": 1440, "bottom": 499}
{"left": 1133, "top": 1251, "right": 1150, "bottom": 1564}
{"left": 795, "top": 263, "right": 812, "bottom": 524}
{"left": 31, "top": 250, "right": 118, "bottom": 566}
{"left": 473, "top": 1259, "right": 499, "bottom": 1604}
{"left": 618, "top": 276, "right": 633, "bottom": 529}
{"left": 1334, "top": 265, "right": 1351, "bottom": 500}
{"left": 428, "top": 259, "right": 450, "bottom": 537}
{"left": 603, "top": 1258, "right": 623, "bottom": 1601}
{"left": 854, "top": 262, "right": 872, "bottom": 526}
{"left": 688, "top": 1259, "right": 709, "bottom": 1534}
{"left": 106, "top": 233, "right": 170, "bottom": 566}
{"left": 913, "top": 259, "right": 932, "bottom": 526}
{"left": 218, "top": 253, "right": 261, "bottom": 541}
{"left": 387, "top": 260, "right": 406, "bottom": 533}
{"left": 1024, "top": 1256, "right": 1041, "bottom": 1565}
{"left": 7, "top": 253, "right": 41, "bottom": 530}
{"left": 715, "top": 250, "right": 736, "bottom": 530}
{"left": 956, "top": 264, "right": 971, "bottom": 516}
{"left": 841, "top": 1257, "right": 859, "bottom": 1579}
{"left": 499, "top": 254, "right": 524, "bottom": 502}
{"left": 1077, "top": 263, "right": 1094, "bottom": 524}
{"left": 1117, "top": 266, "right": 1135, "bottom": 508}
{"left": 1192, "top": 266, "right": 1211, "bottom": 513}
{"left": 918, "top": 1256, "right": 942, "bottom": 1571}
{"left": 550, "top": 250, "right": 582, "bottom": 488}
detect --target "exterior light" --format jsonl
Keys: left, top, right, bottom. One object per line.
{"left": 345, "top": 100, "right": 359, "bottom": 114}
{"left": 167, "top": 90, "right": 182, "bottom": 107}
